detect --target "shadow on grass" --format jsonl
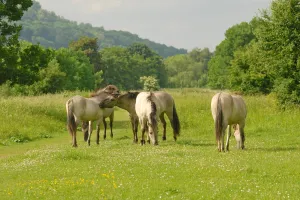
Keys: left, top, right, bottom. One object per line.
{"left": 176, "top": 139, "right": 215, "bottom": 147}
{"left": 249, "top": 146, "right": 299, "bottom": 152}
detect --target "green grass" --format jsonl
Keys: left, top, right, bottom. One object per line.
{"left": 0, "top": 89, "right": 299, "bottom": 199}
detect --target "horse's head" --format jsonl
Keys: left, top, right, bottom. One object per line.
{"left": 98, "top": 94, "right": 118, "bottom": 108}
{"left": 103, "top": 85, "right": 120, "bottom": 98}
{"left": 91, "top": 85, "right": 120, "bottom": 108}
{"left": 147, "top": 121, "right": 158, "bottom": 145}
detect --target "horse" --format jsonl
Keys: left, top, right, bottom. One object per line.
{"left": 66, "top": 85, "right": 120, "bottom": 147}
{"left": 211, "top": 92, "right": 247, "bottom": 152}
{"left": 135, "top": 91, "right": 181, "bottom": 145}
{"left": 116, "top": 91, "right": 180, "bottom": 144}
{"left": 135, "top": 92, "right": 159, "bottom": 145}
{"left": 115, "top": 92, "right": 140, "bottom": 143}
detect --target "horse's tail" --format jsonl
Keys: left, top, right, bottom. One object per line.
{"left": 147, "top": 93, "right": 157, "bottom": 128}
{"left": 66, "top": 99, "right": 77, "bottom": 136}
{"left": 215, "top": 93, "right": 223, "bottom": 141}
{"left": 172, "top": 103, "right": 181, "bottom": 136}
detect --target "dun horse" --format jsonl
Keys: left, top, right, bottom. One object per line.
{"left": 117, "top": 91, "right": 180, "bottom": 144}
{"left": 66, "top": 85, "right": 120, "bottom": 147}
{"left": 135, "top": 91, "right": 181, "bottom": 145}
{"left": 211, "top": 92, "right": 247, "bottom": 152}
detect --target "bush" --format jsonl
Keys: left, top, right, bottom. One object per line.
{"left": 139, "top": 76, "right": 160, "bottom": 91}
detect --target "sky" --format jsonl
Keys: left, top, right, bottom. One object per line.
{"left": 36, "top": 0, "right": 272, "bottom": 51}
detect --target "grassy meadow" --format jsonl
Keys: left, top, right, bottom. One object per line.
{"left": 0, "top": 89, "right": 299, "bottom": 199}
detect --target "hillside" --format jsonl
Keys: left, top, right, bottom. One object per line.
{"left": 19, "top": 1, "right": 187, "bottom": 58}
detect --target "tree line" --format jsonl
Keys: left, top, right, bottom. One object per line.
{"left": 1, "top": 0, "right": 299, "bottom": 107}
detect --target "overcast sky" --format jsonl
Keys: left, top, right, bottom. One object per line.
{"left": 36, "top": 0, "right": 272, "bottom": 51}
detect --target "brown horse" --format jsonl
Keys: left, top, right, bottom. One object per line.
{"left": 116, "top": 91, "right": 180, "bottom": 144}
{"left": 211, "top": 92, "right": 247, "bottom": 152}
{"left": 66, "top": 85, "right": 120, "bottom": 147}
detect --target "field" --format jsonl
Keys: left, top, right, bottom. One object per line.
{"left": 0, "top": 89, "right": 299, "bottom": 199}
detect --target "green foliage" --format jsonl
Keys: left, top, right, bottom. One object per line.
{"left": 164, "top": 48, "right": 212, "bottom": 88}
{"left": 100, "top": 44, "right": 167, "bottom": 90}
{"left": 55, "top": 48, "right": 95, "bottom": 91}
{"left": 140, "top": 76, "right": 160, "bottom": 91}
{"left": 208, "top": 0, "right": 300, "bottom": 106}
{"left": 69, "top": 36, "right": 101, "bottom": 72}
{"left": 0, "top": 0, "right": 33, "bottom": 84}
{"left": 19, "top": 1, "right": 187, "bottom": 58}
{"left": 229, "top": 42, "right": 274, "bottom": 94}
{"left": 254, "top": 0, "right": 300, "bottom": 105}
{"left": 208, "top": 22, "right": 255, "bottom": 89}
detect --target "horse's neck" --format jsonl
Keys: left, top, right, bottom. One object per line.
{"left": 89, "top": 95, "right": 103, "bottom": 104}
{"left": 116, "top": 99, "right": 136, "bottom": 114}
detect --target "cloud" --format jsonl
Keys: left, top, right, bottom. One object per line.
{"left": 69, "top": 0, "right": 123, "bottom": 13}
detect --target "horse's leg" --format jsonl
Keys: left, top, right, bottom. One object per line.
{"left": 166, "top": 111, "right": 177, "bottom": 141}
{"left": 82, "top": 121, "right": 89, "bottom": 142}
{"left": 239, "top": 123, "right": 246, "bottom": 149}
{"left": 71, "top": 119, "right": 79, "bottom": 147}
{"left": 218, "top": 123, "right": 226, "bottom": 152}
{"left": 146, "top": 122, "right": 151, "bottom": 144}
{"left": 87, "top": 121, "right": 93, "bottom": 146}
{"left": 134, "top": 117, "right": 139, "bottom": 143}
{"left": 140, "top": 119, "right": 146, "bottom": 145}
{"left": 103, "top": 118, "right": 107, "bottom": 140}
{"left": 96, "top": 119, "right": 101, "bottom": 145}
{"left": 130, "top": 116, "right": 135, "bottom": 143}
{"left": 160, "top": 114, "right": 167, "bottom": 141}
{"left": 109, "top": 112, "right": 114, "bottom": 138}
{"left": 226, "top": 125, "right": 232, "bottom": 151}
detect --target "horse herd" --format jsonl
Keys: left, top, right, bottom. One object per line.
{"left": 66, "top": 85, "right": 247, "bottom": 152}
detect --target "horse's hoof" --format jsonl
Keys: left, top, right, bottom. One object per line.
{"left": 147, "top": 140, "right": 150, "bottom": 144}
{"left": 162, "top": 136, "right": 166, "bottom": 141}
{"left": 103, "top": 136, "right": 106, "bottom": 140}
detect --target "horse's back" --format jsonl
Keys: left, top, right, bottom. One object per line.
{"left": 211, "top": 92, "right": 246, "bottom": 125}
{"left": 211, "top": 92, "right": 233, "bottom": 120}
{"left": 69, "top": 95, "right": 103, "bottom": 121}
{"left": 153, "top": 91, "right": 174, "bottom": 112}
{"left": 231, "top": 95, "right": 247, "bottom": 124}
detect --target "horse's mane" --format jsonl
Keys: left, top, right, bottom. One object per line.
{"left": 146, "top": 92, "right": 157, "bottom": 127}
{"left": 126, "top": 91, "right": 140, "bottom": 99}
{"left": 90, "top": 85, "right": 119, "bottom": 97}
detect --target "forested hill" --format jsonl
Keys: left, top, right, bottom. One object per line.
{"left": 19, "top": 1, "right": 187, "bottom": 58}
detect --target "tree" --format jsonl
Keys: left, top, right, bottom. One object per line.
{"left": 0, "top": 0, "right": 33, "bottom": 84}
{"left": 69, "top": 36, "right": 101, "bottom": 72}
{"left": 208, "top": 22, "right": 256, "bottom": 89}
{"left": 254, "top": 0, "right": 300, "bottom": 105}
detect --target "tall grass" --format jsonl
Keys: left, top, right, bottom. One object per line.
{"left": 0, "top": 89, "right": 299, "bottom": 199}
